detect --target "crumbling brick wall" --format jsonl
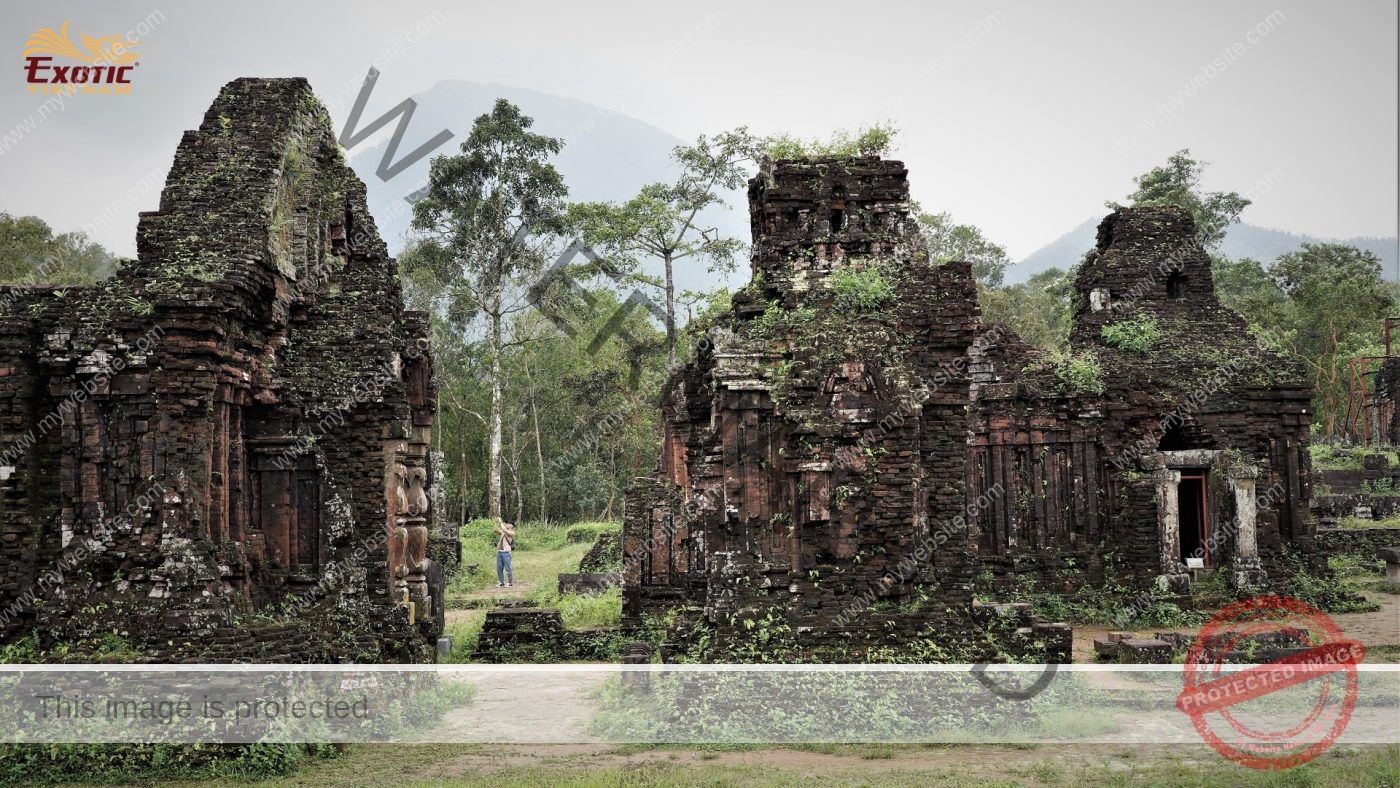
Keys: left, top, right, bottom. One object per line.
{"left": 624, "top": 166, "right": 1315, "bottom": 661}
{"left": 624, "top": 158, "right": 1063, "bottom": 661}
{"left": 0, "top": 78, "right": 445, "bottom": 662}
{"left": 967, "top": 207, "right": 1315, "bottom": 595}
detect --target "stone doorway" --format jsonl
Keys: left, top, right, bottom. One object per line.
{"left": 1177, "top": 470, "right": 1210, "bottom": 565}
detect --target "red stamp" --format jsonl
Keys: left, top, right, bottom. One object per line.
{"left": 1176, "top": 595, "right": 1364, "bottom": 770}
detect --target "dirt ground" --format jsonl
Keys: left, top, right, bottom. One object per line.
{"left": 1071, "top": 587, "right": 1400, "bottom": 662}
{"left": 162, "top": 741, "right": 1399, "bottom": 787}
{"left": 390, "top": 571, "right": 1400, "bottom": 785}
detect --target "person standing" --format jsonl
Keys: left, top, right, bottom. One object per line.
{"left": 494, "top": 521, "right": 516, "bottom": 587}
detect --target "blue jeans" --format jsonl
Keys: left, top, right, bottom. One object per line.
{"left": 496, "top": 551, "right": 513, "bottom": 584}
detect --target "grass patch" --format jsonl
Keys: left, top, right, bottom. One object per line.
{"left": 450, "top": 520, "right": 616, "bottom": 596}
{"left": 558, "top": 587, "right": 623, "bottom": 630}
{"left": 1336, "top": 514, "right": 1400, "bottom": 529}
{"left": 1032, "top": 708, "right": 1123, "bottom": 739}
{"left": 1310, "top": 443, "right": 1398, "bottom": 471}
{"left": 442, "top": 610, "right": 486, "bottom": 662}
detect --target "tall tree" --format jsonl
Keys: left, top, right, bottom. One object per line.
{"left": 1115, "top": 149, "right": 1250, "bottom": 248}
{"left": 405, "top": 99, "right": 569, "bottom": 521}
{"left": 569, "top": 128, "right": 762, "bottom": 365}
{"left": 1270, "top": 243, "right": 1395, "bottom": 435}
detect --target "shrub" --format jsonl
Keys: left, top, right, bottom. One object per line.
{"left": 1047, "top": 351, "right": 1105, "bottom": 395}
{"left": 565, "top": 521, "right": 621, "bottom": 544}
{"left": 0, "top": 742, "right": 338, "bottom": 783}
{"left": 1100, "top": 314, "right": 1161, "bottom": 354}
{"left": 763, "top": 123, "right": 898, "bottom": 160}
{"left": 459, "top": 518, "right": 500, "bottom": 550}
{"left": 1286, "top": 556, "right": 1380, "bottom": 614}
{"left": 827, "top": 266, "right": 895, "bottom": 311}
{"left": 750, "top": 301, "right": 816, "bottom": 336}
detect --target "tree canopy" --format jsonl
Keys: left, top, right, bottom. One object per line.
{"left": 0, "top": 212, "right": 115, "bottom": 285}
{"left": 1115, "top": 148, "right": 1249, "bottom": 248}
{"left": 569, "top": 127, "right": 761, "bottom": 365}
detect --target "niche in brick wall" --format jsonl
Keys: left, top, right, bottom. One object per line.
{"left": 1166, "top": 272, "right": 1187, "bottom": 299}
{"left": 247, "top": 436, "right": 323, "bottom": 577}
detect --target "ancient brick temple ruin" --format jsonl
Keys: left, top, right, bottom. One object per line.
{"left": 623, "top": 157, "right": 1315, "bottom": 660}
{"left": 0, "top": 79, "right": 449, "bottom": 661}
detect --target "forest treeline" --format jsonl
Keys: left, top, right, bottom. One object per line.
{"left": 2, "top": 108, "right": 1392, "bottom": 525}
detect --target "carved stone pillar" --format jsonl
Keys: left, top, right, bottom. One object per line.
{"left": 1229, "top": 464, "right": 1267, "bottom": 591}
{"left": 404, "top": 466, "right": 431, "bottom": 616}
{"left": 1231, "top": 466, "right": 1259, "bottom": 559}
{"left": 396, "top": 435, "right": 432, "bottom": 625}
{"left": 390, "top": 461, "right": 411, "bottom": 609}
{"left": 1154, "top": 467, "right": 1188, "bottom": 593}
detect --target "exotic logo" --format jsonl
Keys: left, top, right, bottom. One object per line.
{"left": 22, "top": 22, "right": 141, "bottom": 95}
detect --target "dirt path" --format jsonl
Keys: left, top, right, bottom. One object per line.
{"left": 417, "top": 670, "right": 605, "bottom": 744}
{"left": 230, "top": 739, "right": 1395, "bottom": 787}
{"left": 411, "top": 741, "right": 1216, "bottom": 779}
{"left": 1331, "top": 589, "right": 1400, "bottom": 655}
{"left": 466, "top": 578, "right": 541, "bottom": 602}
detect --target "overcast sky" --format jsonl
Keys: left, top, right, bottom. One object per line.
{"left": 2, "top": 0, "right": 1395, "bottom": 260}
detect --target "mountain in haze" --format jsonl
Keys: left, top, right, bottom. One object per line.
{"left": 1010, "top": 217, "right": 1400, "bottom": 283}
{"left": 348, "top": 80, "right": 749, "bottom": 295}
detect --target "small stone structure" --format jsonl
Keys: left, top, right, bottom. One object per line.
{"left": 471, "top": 606, "right": 624, "bottom": 662}
{"left": 0, "top": 79, "right": 449, "bottom": 661}
{"left": 557, "top": 529, "right": 623, "bottom": 595}
{"left": 1380, "top": 546, "right": 1400, "bottom": 582}
{"left": 557, "top": 573, "right": 618, "bottom": 596}
{"left": 1093, "top": 632, "right": 1175, "bottom": 663}
{"left": 578, "top": 529, "right": 622, "bottom": 572}
{"left": 471, "top": 608, "right": 567, "bottom": 663}
{"left": 623, "top": 157, "right": 1316, "bottom": 661}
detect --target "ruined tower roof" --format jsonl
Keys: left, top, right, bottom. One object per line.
{"left": 1070, "top": 205, "right": 1303, "bottom": 397}
{"left": 130, "top": 78, "right": 380, "bottom": 323}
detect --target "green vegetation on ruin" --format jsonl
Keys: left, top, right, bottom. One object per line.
{"left": 1032, "top": 350, "right": 1106, "bottom": 396}
{"left": 762, "top": 122, "right": 898, "bottom": 160}
{"left": 826, "top": 263, "right": 896, "bottom": 311}
{"left": 1099, "top": 313, "right": 1161, "bottom": 354}
{"left": 1310, "top": 442, "right": 1400, "bottom": 471}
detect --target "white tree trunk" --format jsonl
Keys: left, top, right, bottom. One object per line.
{"left": 664, "top": 251, "right": 676, "bottom": 366}
{"left": 524, "top": 355, "right": 547, "bottom": 523}
{"left": 488, "top": 285, "right": 504, "bottom": 522}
